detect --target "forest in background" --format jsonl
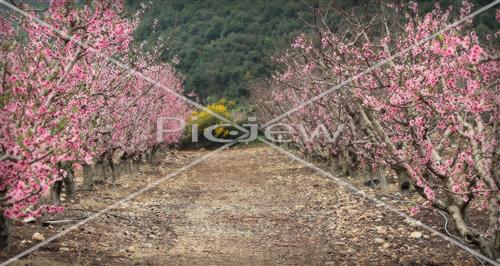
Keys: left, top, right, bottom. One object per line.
{"left": 128, "top": 0, "right": 497, "bottom": 102}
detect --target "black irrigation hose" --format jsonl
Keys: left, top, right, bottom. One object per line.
{"left": 382, "top": 192, "right": 487, "bottom": 266}
{"left": 435, "top": 210, "right": 486, "bottom": 266}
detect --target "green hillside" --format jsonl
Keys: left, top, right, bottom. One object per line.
{"left": 130, "top": 0, "right": 309, "bottom": 102}
{"left": 128, "top": 0, "right": 497, "bottom": 102}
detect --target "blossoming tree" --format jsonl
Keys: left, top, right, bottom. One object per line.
{"left": 0, "top": 0, "right": 189, "bottom": 249}
{"left": 256, "top": 1, "right": 499, "bottom": 259}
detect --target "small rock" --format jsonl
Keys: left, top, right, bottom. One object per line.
{"left": 405, "top": 219, "right": 422, "bottom": 227}
{"left": 144, "top": 243, "right": 153, "bottom": 248}
{"left": 410, "top": 231, "right": 423, "bottom": 238}
{"left": 126, "top": 245, "right": 135, "bottom": 252}
{"left": 374, "top": 238, "right": 385, "bottom": 244}
{"left": 383, "top": 243, "right": 390, "bottom": 249}
{"left": 59, "top": 247, "right": 70, "bottom": 252}
{"left": 23, "top": 217, "right": 36, "bottom": 223}
{"left": 85, "top": 226, "right": 96, "bottom": 234}
{"left": 294, "top": 204, "right": 305, "bottom": 211}
{"left": 375, "top": 226, "right": 386, "bottom": 234}
{"left": 148, "top": 234, "right": 156, "bottom": 239}
{"left": 347, "top": 248, "right": 355, "bottom": 253}
{"left": 95, "top": 258, "right": 102, "bottom": 262}
{"left": 32, "top": 232, "right": 45, "bottom": 241}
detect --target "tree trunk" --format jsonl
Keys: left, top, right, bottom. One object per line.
{"left": 50, "top": 180, "right": 62, "bottom": 205}
{"left": 0, "top": 211, "right": 9, "bottom": 251}
{"left": 133, "top": 156, "right": 141, "bottom": 173}
{"left": 83, "top": 164, "right": 94, "bottom": 190}
{"left": 150, "top": 145, "right": 162, "bottom": 166}
{"left": 392, "top": 163, "right": 411, "bottom": 194}
{"left": 339, "top": 148, "right": 358, "bottom": 178}
{"left": 0, "top": 190, "right": 9, "bottom": 250}
{"left": 374, "top": 165, "right": 387, "bottom": 189}
{"left": 94, "top": 161, "right": 105, "bottom": 184}
{"left": 125, "top": 158, "right": 132, "bottom": 175}
{"left": 64, "top": 169, "right": 76, "bottom": 200}
{"left": 327, "top": 153, "right": 340, "bottom": 173}
{"left": 109, "top": 160, "right": 117, "bottom": 184}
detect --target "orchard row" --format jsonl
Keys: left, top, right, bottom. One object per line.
{"left": 0, "top": 1, "right": 189, "bottom": 248}
{"left": 254, "top": 1, "right": 499, "bottom": 259}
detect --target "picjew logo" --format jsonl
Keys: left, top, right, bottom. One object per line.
{"left": 157, "top": 116, "right": 344, "bottom": 143}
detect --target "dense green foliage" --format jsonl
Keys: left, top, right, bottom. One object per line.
{"left": 130, "top": 0, "right": 309, "bottom": 101}
{"left": 128, "top": 0, "right": 497, "bottom": 102}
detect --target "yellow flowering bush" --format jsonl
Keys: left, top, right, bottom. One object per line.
{"left": 185, "top": 99, "right": 236, "bottom": 141}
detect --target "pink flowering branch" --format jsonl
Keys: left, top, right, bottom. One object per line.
{"left": 255, "top": 0, "right": 499, "bottom": 259}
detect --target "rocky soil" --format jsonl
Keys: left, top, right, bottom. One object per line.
{"left": 0, "top": 145, "right": 481, "bottom": 265}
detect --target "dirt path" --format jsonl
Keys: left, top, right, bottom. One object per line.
{"left": 2, "top": 146, "right": 479, "bottom": 265}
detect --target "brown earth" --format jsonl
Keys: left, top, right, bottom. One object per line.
{"left": 0, "top": 145, "right": 481, "bottom": 265}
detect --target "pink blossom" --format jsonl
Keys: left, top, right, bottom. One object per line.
{"left": 468, "top": 44, "right": 483, "bottom": 63}
{"left": 424, "top": 186, "right": 435, "bottom": 201}
{"left": 410, "top": 207, "right": 420, "bottom": 216}
{"left": 0, "top": 0, "right": 189, "bottom": 220}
